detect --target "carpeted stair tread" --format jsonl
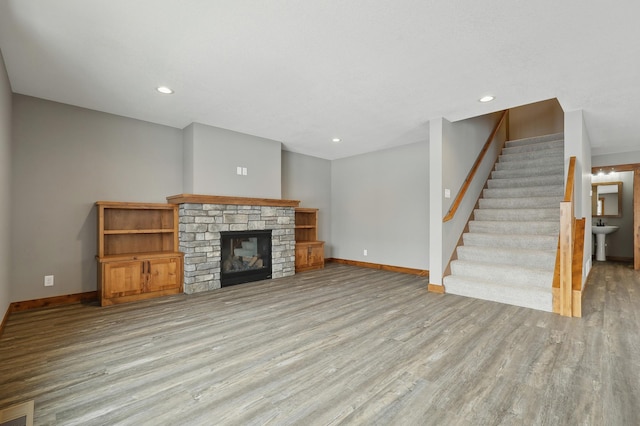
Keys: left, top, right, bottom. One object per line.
{"left": 499, "top": 146, "right": 565, "bottom": 163}
{"left": 491, "top": 164, "right": 564, "bottom": 179}
{"left": 483, "top": 185, "right": 564, "bottom": 199}
{"left": 494, "top": 156, "right": 564, "bottom": 171}
{"left": 443, "top": 275, "right": 553, "bottom": 312}
{"left": 487, "top": 174, "right": 564, "bottom": 189}
{"left": 450, "top": 260, "right": 553, "bottom": 289}
{"left": 468, "top": 220, "right": 560, "bottom": 235}
{"left": 474, "top": 208, "right": 559, "bottom": 222}
{"left": 478, "top": 196, "right": 563, "bottom": 209}
{"left": 504, "top": 133, "right": 564, "bottom": 148}
{"left": 456, "top": 245, "right": 556, "bottom": 270}
{"left": 462, "top": 232, "right": 558, "bottom": 250}
{"left": 501, "top": 139, "right": 564, "bottom": 155}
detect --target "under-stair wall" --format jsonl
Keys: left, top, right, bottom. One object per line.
{"left": 437, "top": 113, "right": 507, "bottom": 285}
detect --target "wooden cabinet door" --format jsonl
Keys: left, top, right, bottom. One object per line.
{"left": 295, "top": 242, "right": 324, "bottom": 272}
{"left": 103, "top": 261, "right": 144, "bottom": 298}
{"left": 308, "top": 243, "right": 324, "bottom": 268}
{"left": 295, "top": 244, "right": 309, "bottom": 270}
{"left": 146, "top": 257, "right": 181, "bottom": 292}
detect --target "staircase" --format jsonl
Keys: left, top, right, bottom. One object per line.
{"left": 443, "top": 132, "right": 565, "bottom": 312}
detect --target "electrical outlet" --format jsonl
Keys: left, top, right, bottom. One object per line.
{"left": 242, "top": 167, "right": 247, "bottom": 176}
{"left": 44, "top": 275, "right": 54, "bottom": 287}
{"left": 363, "top": 249, "right": 368, "bottom": 256}
{"left": 444, "top": 188, "right": 451, "bottom": 198}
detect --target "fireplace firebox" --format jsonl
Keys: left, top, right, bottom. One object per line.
{"left": 220, "top": 230, "right": 272, "bottom": 287}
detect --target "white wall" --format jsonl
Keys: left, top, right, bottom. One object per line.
{"left": 11, "top": 95, "right": 183, "bottom": 302}
{"left": 281, "top": 151, "right": 331, "bottom": 256}
{"left": 0, "top": 51, "right": 11, "bottom": 315}
{"left": 331, "top": 141, "right": 429, "bottom": 269}
{"left": 184, "top": 123, "right": 282, "bottom": 199}
{"left": 564, "top": 109, "right": 592, "bottom": 285}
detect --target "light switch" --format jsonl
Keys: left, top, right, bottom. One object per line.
{"left": 236, "top": 166, "right": 242, "bottom": 175}
{"left": 444, "top": 189, "right": 451, "bottom": 198}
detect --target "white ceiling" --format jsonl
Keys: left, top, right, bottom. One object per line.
{"left": 1, "top": 1, "right": 639, "bottom": 160}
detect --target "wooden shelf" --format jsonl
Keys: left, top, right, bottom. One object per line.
{"left": 295, "top": 208, "right": 324, "bottom": 272}
{"left": 103, "top": 229, "right": 176, "bottom": 235}
{"left": 97, "top": 251, "right": 182, "bottom": 262}
{"left": 96, "top": 201, "right": 183, "bottom": 306}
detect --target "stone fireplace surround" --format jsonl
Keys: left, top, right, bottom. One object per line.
{"left": 167, "top": 194, "right": 299, "bottom": 294}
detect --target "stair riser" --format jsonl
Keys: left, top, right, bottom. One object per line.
{"left": 487, "top": 175, "right": 564, "bottom": 189}
{"left": 456, "top": 246, "right": 556, "bottom": 270}
{"left": 505, "top": 133, "right": 564, "bottom": 148}
{"left": 499, "top": 147, "right": 564, "bottom": 163}
{"left": 450, "top": 261, "right": 553, "bottom": 288}
{"left": 483, "top": 186, "right": 564, "bottom": 199}
{"left": 474, "top": 209, "right": 559, "bottom": 222}
{"left": 479, "top": 197, "right": 562, "bottom": 209}
{"left": 468, "top": 221, "right": 560, "bottom": 235}
{"left": 463, "top": 233, "right": 557, "bottom": 251}
{"left": 491, "top": 166, "right": 564, "bottom": 179}
{"left": 502, "top": 139, "right": 564, "bottom": 155}
{"left": 443, "top": 277, "right": 553, "bottom": 312}
{"left": 495, "top": 159, "right": 564, "bottom": 172}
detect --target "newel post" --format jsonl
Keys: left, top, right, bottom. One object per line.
{"left": 559, "top": 201, "right": 574, "bottom": 316}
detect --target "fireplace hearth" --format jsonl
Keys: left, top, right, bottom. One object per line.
{"left": 220, "top": 230, "right": 272, "bottom": 286}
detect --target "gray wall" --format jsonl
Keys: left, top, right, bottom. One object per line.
{"left": 592, "top": 171, "right": 634, "bottom": 259}
{"left": 564, "top": 109, "right": 593, "bottom": 283}
{"left": 281, "top": 151, "right": 332, "bottom": 256}
{"left": 593, "top": 151, "right": 640, "bottom": 168}
{"left": 184, "top": 123, "right": 282, "bottom": 199}
{"left": 331, "top": 142, "right": 429, "bottom": 270}
{"left": 0, "top": 51, "right": 11, "bottom": 315}
{"left": 11, "top": 95, "right": 183, "bottom": 302}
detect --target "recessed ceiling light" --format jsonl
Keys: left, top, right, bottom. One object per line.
{"left": 156, "top": 86, "right": 174, "bottom": 94}
{"left": 479, "top": 95, "right": 495, "bottom": 103}
{"left": 332, "top": 138, "right": 341, "bottom": 143}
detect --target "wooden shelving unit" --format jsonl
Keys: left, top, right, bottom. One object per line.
{"left": 294, "top": 208, "right": 325, "bottom": 272}
{"left": 96, "top": 201, "right": 183, "bottom": 306}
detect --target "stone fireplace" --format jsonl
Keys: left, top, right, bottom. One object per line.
{"left": 167, "top": 194, "right": 298, "bottom": 294}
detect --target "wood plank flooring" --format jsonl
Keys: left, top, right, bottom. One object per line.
{"left": 1, "top": 262, "right": 639, "bottom": 425}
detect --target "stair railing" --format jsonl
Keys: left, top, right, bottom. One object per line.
{"left": 443, "top": 110, "right": 508, "bottom": 222}
{"left": 553, "top": 156, "right": 584, "bottom": 317}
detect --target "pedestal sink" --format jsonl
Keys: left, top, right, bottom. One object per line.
{"left": 593, "top": 225, "right": 619, "bottom": 261}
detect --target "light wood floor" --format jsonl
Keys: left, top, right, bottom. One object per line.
{"left": 1, "top": 262, "right": 639, "bottom": 425}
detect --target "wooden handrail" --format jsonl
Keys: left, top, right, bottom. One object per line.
{"left": 564, "top": 157, "right": 576, "bottom": 202}
{"left": 443, "top": 110, "right": 508, "bottom": 222}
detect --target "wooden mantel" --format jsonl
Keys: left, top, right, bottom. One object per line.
{"left": 166, "top": 194, "right": 300, "bottom": 207}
